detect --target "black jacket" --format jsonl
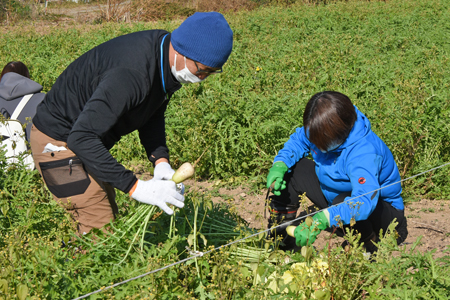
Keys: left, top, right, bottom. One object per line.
{"left": 33, "top": 30, "right": 182, "bottom": 193}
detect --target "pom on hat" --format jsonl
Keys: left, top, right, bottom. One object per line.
{"left": 171, "top": 12, "right": 233, "bottom": 69}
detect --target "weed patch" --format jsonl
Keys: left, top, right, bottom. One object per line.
{"left": 1, "top": 0, "right": 450, "bottom": 298}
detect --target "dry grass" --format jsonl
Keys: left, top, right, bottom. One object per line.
{"left": 1, "top": 0, "right": 43, "bottom": 25}
{"left": 128, "top": 0, "right": 194, "bottom": 23}
{"left": 195, "top": 0, "right": 258, "bottom": 12}
{"left": 98, "top": 0, "right": 132, "bottom": 22}
{"left": 107, "top": 0, "right": 259, "bottom": 23}
{"left": 1, "top": 0, "right": 381, "bottom": 25}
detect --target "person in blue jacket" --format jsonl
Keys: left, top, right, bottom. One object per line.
{"left": 266, "top": 91, "right": 408, "bottom": 253}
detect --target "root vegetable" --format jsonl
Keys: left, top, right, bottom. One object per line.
{"left": 286, "top": 225, "right": 296, "bottom": 237}
{"left": 172, "top": 162, "right": 195, "bottom": 183}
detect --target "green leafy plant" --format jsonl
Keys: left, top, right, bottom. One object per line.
{"left": 1, "top": 0, "right": 450, "bottom": 298}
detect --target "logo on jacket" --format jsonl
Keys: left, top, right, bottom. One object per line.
{"left": 358, "top": 177, "right": 366, "bottom": 184}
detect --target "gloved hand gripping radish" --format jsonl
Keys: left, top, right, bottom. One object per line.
{"left": 153, "top": 161, "right": 176, "bottom": 180}
{"left": 130, "top": 179, "right": 184, "bottom": 215}
{"left": 153, "top": 161, "right": 186, "bottom": 194}
{"left": 286, "top": 210, "right": 330, "bottom": 247}
{"left": 130, "top": 162, "right": 195, "bottom": 215}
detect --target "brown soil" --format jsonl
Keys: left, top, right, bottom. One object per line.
{"left": 187, "top": 180, "right": 450, "bottom": 259}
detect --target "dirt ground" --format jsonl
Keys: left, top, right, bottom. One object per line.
{"left": 187, "top": 180, "right": 450, "bottom": 259}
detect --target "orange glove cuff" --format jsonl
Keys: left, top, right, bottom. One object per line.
{"left": 129, "top": 180, "right": 139, "bottom": 196}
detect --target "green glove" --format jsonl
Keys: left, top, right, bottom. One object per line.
{"left": 293, "top": 211, "right": 330, "bottom": 247}
{"left": 266, "top": 161, "right": 288, "bottom": 196}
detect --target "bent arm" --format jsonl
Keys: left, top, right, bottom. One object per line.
{"left": 327, "top": 153, "right": 382, "bottom": 227}
{"left": 274, "top": 127, "right": 311, "bottom": 168}
{"left": 67, "top": 70, "right": 149, "bottom": 193}
{"left": 139, "top": 101, "right": 170, "bottom": 165}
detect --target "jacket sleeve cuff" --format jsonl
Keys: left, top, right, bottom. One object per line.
{"left": 124, "top": 177, "right": 138, "bottom": 194}
{"left": 148, "top": 146, "right": 170, "bottom": 166}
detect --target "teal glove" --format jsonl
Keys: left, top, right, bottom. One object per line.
{"left": 293, "top": 211, "right": 330, "bottom": 247}
{"left": 266, "top": 161, "right": 288, "bottom": 196}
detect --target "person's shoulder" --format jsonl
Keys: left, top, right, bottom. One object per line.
{"left": 111, "top": 29, "right": 169, "bottom": 41}
{"left": 31, "top": 92, "right": 45, "bottom": 101}
{"left": 103, "top": 67, "right": 148, "bottom": 80}
{"left": 98, "top": 68, "right": 152, "bottom": 96}
{"left": 345, "top": 136, "right": 379, "bottom": 158}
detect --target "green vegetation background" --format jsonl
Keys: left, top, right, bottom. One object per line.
{"left": 1, "top": 0, "right": 450, "bottom": 298}
{"left": 2, "top": 0, "right": 450, "bottom": 197}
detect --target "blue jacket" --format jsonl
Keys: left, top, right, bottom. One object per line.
{"left": 274, "top": 106, "right": 404, "bottom": 227}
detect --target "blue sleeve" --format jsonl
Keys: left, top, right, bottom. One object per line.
{"left": 327, "top": 153, "right": 382, "bottom": 227}
{"left": 273, "top": 127, "right": 311, "bottom": 168}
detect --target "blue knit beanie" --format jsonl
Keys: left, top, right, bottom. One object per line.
{"left": 171, "top": 12, "right": 233, "bottom": 69}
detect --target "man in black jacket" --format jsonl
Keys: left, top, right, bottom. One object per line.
{"left": 30, "top": 12, "right": 233, "bottom": 234}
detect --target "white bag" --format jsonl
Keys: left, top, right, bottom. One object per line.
{"left": 0, "top": 94, "right": 35, "bottom": 170}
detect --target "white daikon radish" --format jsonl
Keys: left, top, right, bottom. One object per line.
{"left": 172, "top": 162, "right": 195, "bottom": 183}
{"left": 286, "top": 225, "right": 296, "bottom": 237}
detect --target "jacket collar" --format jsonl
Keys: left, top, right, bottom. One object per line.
{"left": 160, "top": 33, "right": 181, "bottom": 97}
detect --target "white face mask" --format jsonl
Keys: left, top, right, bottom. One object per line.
{"left": 320, "top": 141, "right": 343, "bottom": 153}
{"left": 171, "top": 54, "right": 203, "bottom": 84}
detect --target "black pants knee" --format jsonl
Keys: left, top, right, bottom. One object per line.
{"left": 331, "top": 195, "right": 408, "bottom": 245}
{"left": 269, "top": 158, "right": 328, "bottom": 213}
{"left": 269, "top": 158, "right": 408, "bottom": 245}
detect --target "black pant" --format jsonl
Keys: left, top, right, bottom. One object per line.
{"left": 269, "top": 158, "right": 408, "bottom": 246}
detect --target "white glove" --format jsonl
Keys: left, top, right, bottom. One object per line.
{"left": 153, "top": 162, "right": 175, "bottom": 180}
{"left": 130, "top": 179, "right": 184, "bottom": 215}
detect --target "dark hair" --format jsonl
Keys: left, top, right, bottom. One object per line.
{"left": 303, "top": 91, "right": 357, "bottom": 151}
{"left": 0, "top": 61, "right": 30, "bottom": 81}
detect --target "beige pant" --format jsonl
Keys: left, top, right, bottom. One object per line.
{"left": 30, "top": 124, "right": 118, "bottom": 235}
